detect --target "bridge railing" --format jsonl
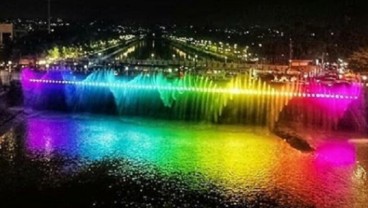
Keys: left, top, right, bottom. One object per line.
{"left": 115, "top": 58, "right": 288, "bottom": 70}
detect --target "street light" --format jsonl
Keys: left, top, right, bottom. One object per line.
{"left": 7, "top": 61, "right": 12, "bottom": 73}
{"left": 194, "top": 55, "right": 198, "bottom": 68}
{"left": 47, "top": 0, "right": 51, "bottom": 34}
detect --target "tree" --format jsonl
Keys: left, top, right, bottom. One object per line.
{"left": 348, "top": 48, "right": 368, "bottom": 72}
{"left": 47, "top": 46, "right": 60, "bottom": 60}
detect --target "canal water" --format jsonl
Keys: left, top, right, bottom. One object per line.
{"left": 0, "top": 112, "right": 367, "bottom": 207}
{"left": 115, "top": 38, "right": 221, "bottom": 62}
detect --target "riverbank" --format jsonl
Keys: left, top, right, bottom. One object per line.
{"left": 0, "top": 89, "right": 23, "bottom": 131}
{"left": 0, "top": 109, "right": 14, "bottom": 125}
{"left": 0, "top": 90, "right": 10, "bottom": 124}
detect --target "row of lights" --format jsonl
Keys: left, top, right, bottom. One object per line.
{"left": 28, "top": 79, "right": 358, "bottom": 99}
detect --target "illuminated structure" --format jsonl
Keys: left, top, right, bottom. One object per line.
{"left": 27, "top": 78, "right": 359, "bottom": 100}
{"left": 21, "top": 68, "right": 362, "bottom": 129}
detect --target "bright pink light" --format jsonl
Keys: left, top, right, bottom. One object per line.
{"left": 316, "top": 142, "right": 356, "bottom": 166}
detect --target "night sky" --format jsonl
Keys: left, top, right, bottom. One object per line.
{"left": 0, "top": 0, "right": 367, "bottom": 25}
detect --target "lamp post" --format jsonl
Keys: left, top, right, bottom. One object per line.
{"left": 195, "top": 55, "right": 198, "bottom": 68}
{"left": 7, "top": 61, "right": 12, "bottom": 87}
{"left": 47, "top": 0, "right": 51, "bottom": 34}
{"left": 288, "top": 38, "right": 293, "bottom": 73}
{"left": 172, "top": 54, "right": 176, "bottom": 65}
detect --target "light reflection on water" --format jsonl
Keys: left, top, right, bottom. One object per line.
{"left": 3, "top": 112, "right": 368, "bottom": 206}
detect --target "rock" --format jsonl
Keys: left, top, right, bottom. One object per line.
{"left": 273, "top": 126, "right": 314, "bottom": 152}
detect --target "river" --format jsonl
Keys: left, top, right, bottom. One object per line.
{"left": 0, "top": 112, "right": 367, "bottom": 207}
{"left": 112, "top": 38, "right": 223, "bottom": 62}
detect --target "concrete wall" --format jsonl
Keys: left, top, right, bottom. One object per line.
{"left": 0, "top": 91, "right": 7, "bottom": 110}
{"left": 0, "top": 23, "right": 14, "bottom": 46}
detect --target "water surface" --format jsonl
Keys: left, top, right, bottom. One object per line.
{"left": 0, "top": 112, "right": 367, "bottom": 207}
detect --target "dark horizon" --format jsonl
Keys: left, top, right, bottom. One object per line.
{"left": 0, "top": 0, "right": 367, "bottom": 26}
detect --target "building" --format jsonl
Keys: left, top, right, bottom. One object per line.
{"left": 290, "top": 60, "right": 313, "bottom": 68}
{"left": 289, "top": 59, "right": 319, "bottom": 74}
{"left": 0, "top": 23, "right": 14, "bottom": 46}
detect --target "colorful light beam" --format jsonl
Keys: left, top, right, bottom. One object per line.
{"left": 27, "top": 78, "right": 359, "bottom": 100}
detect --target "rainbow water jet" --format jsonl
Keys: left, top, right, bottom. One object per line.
{"left": 21, "top": 68, "right": 362, "bottom": 129}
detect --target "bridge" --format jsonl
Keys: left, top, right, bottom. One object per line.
{"left": 44, "top": 58, "right": 288, "bottom": 72}
{"left": 21, "top": 68, "right": 365, "bottom": 131}
{"left": 109, "top": 58, "right": 288, "bottom": 70}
